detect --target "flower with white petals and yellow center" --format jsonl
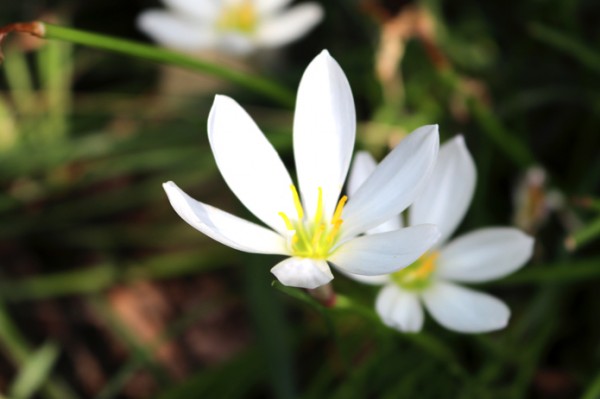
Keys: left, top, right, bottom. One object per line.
{"left": 163, "top": 50, "right": 441, "bottom": 289}
{"left": 345, "top": 136, "right": 534, "bottom": 333}
{"left": 138, "top": 0, "right": 324, "bottom": 55}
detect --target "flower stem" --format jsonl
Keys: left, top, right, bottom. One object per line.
{"left": 0, "top": 21, "right": 295, "bottom": 107}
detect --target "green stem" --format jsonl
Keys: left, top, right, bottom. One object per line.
{"left": 0, "top": 302, "right": 78, "bottom": 399}
{"left": 565, "top": 216, "right": 600, "bottom": 251}
{"left": 2, "top": 22, "right": 295, "bottom": 107}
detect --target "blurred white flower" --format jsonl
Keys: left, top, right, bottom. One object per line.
{"left": 163, "top": 50, "right": 441, "bottom": 289}
{"left": 346, "top": 136, "right": 534, "bottom": 333}
{"left": 138, "top": 0, "right": 324, "bottom": 55}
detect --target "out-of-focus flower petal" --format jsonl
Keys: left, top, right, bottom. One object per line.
{"left": 422, "top": 281, "right": 510, "bottom": 333}
{"left": 255, "top": 4, "right": 323, "bottom": 48}
{"left": 329, "top": 224, "right": 440, "bottom": 275}
{"left": 163, "top": 0, "right": 218, "bottom": 20}
{"left": 254, "top": 0, "right": 294, "bottom": 15}
{"left": 294, "top": 50, "right": 356, "bottom": 219}
{"left": 163, "top": 181, "right": 288, "bottom": 254}
{"left": 436, "top": 228, "right": 534, "bottom": 283}
{"left": 376, "top": 284, "right": 424, "bottom": 332}
{"left": 341, "top": 125, "right": 439, "bottom": 239}
{"left": 207, "top": 95, "right": 296, "bottom": 234}
{"left": 137, "top": 11, "right": 216, "bottom": 51}
{"left": 410, "top": 135, "right": 476, "bottom": 245}
{"left": 271, "top": 257, "right": 333, "bottom": 289}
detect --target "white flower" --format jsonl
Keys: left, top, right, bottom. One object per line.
{"left": 346, "top": 136, "right": 534, "bottom": 333}
{"left": 163, "top": 50, "right": 441, "bottom": 289}
{"left": 137, "top": 0, "right": 324, "bottom": 55}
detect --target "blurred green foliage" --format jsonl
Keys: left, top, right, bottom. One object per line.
{"left": 0, "top": 0, "right": 599, "bottom": 398}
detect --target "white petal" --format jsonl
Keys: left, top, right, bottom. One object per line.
{"left": 254, "top": 0, "right": 294, "bottom": 15}
{"left": 436, "top": 228, "right": 534, "bottom": 283}
{"left": 328, "top": 224, "right": 440, "bottom": 275}
{"left": 341, "top": 125, "right": 439, "bottom": 239}
{"left": 376, "top": 284, "right": 424, "bottom": 332}
{"left": 208, "top": 95, "right": 296, "bottom": 234}
{"left": 163, "top": 181, "right": 288, "bottom": 254}
{"left": 422, "top": 281, "right": 510, "bottom": 333}
{"left": 347, "top": 151, "right": 376, "bottom": 195}
{"left": 335, "top": 268, "right": 390, "bottom": 286}
{"left": 162, "top": 0, "right": 219, "bottom": 20}
{"left": 410, "top": 135, "right": 476, "bottom": 245}
{"left": 293, "top": 50, "right": 356, "bottom": 220}
{"left": 271, "top": 257, "right": 333, "bottom": 289}
{"left": 347, "top": 151, "right": 403, "bottom": 234}
{"left": 255, "top": 4, "right": 323, "bottom": 48}
{"left": 137, "top": 11, "right": 216, "bottom": 51}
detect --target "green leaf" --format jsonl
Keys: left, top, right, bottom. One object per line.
{"left": 9, "top": 342, "right": 60, "bottom": 399}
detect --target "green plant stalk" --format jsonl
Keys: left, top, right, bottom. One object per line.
{"left": 0, "top": 302, "right": 78, "bottom": 399}
{"left": 0, "top": 22, "right": 295, "bottom": 107}
{"left": 42, "top": 24, "right": 295, "bottom": 106}
{"left": 582, "top": 370, "right": 600, "bottom": 399}
{"left": 564, "top": 216, "right": 600, "bottom": 251}
{"left": 530, "top": 23, "right": 600, "bottom": 75}
{"left": 10, "top": 342, "right": 60, "bottom": 399}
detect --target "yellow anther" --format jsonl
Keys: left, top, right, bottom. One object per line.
{"left": 290, "top": 185, "right": 304, "bottom": 221}
{"left": 332, "top": 195, "right": 348, "bottom": 224}
{"left": 278, "top": 212, "right": 294, "bottom": 230}
{"left": 313, "top": 187, "right": 324, "bottom": 225}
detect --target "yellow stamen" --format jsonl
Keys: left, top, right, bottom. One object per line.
{"left": 312, "top": 224, "right": 326, "bottom": 247}
{"left": 332, "top": 195, "right": 348, "bottom": 224}
{"left": 278, "top": 185, "right": 348, "bottom": 259}
{"left": 290, "top": 184, "right": 304, "bottom": 221}
{"left": 392, "top": 251, "right": 439, "bottom": 290}
{"left": 327, "top": 220, "right": 343, "bottom": 244}
{"left": 313, "top": 187, "right": 324, "bottom": 225}
{"left": 278, "top": 212, "right": 294, "bottom": 231}
{"left": 414, "top": 252, "right": 438, "bottom": 278}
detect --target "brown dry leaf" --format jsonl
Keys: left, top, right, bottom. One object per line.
{"left": 107, "top": 281, "right": 188, "bottom": 379}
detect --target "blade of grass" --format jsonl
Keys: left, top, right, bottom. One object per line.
{"left": 530, "top": 23, "right": 600, "bottom": 75}
{"left": 9, "top": 342, "right": 60, "bottom": 399}
{"left": 492, "top": 257, "right": 600, "bottom": 285}
{"left": 582, "top": 370, "right": 600, "bottom": 399}
{"left": 244, "top": 257, "right": 296, "bottom": 399}
{"left": 0, "top": 301, "right": 78, "bottom": 399}
{"left": 6, "top": 22, "right": 295, "bottom": 107}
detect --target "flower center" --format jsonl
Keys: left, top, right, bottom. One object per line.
{"left": 391, "top": 251, "right": 439, "bottom": 291}
{"left": 216, "top": 0, "right": 257, "bottom": 34}
{"left": 279, "top": 185, "right": 347, "bottom": 259}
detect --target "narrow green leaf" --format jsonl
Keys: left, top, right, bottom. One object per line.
{"left": 41, "top": 23, "right": 294, "bottom": 107}
{"left": 244, "top": 257, "right": 296, "bottom": 399}
{"left": 530, "top": 23, "right": 600, "bottom": 75}
{"left": 10, "top": 342, "right": 60, "bottom": 399}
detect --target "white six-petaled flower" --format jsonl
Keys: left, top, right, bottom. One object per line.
{"left": 345, "top": 136, "right": 534, "bottom": 333}
{"left": 138, "top": 0, "right": 324, "bottom": 55}
{"left": 163, "top": 50, "right": 441, "bottom": 289}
